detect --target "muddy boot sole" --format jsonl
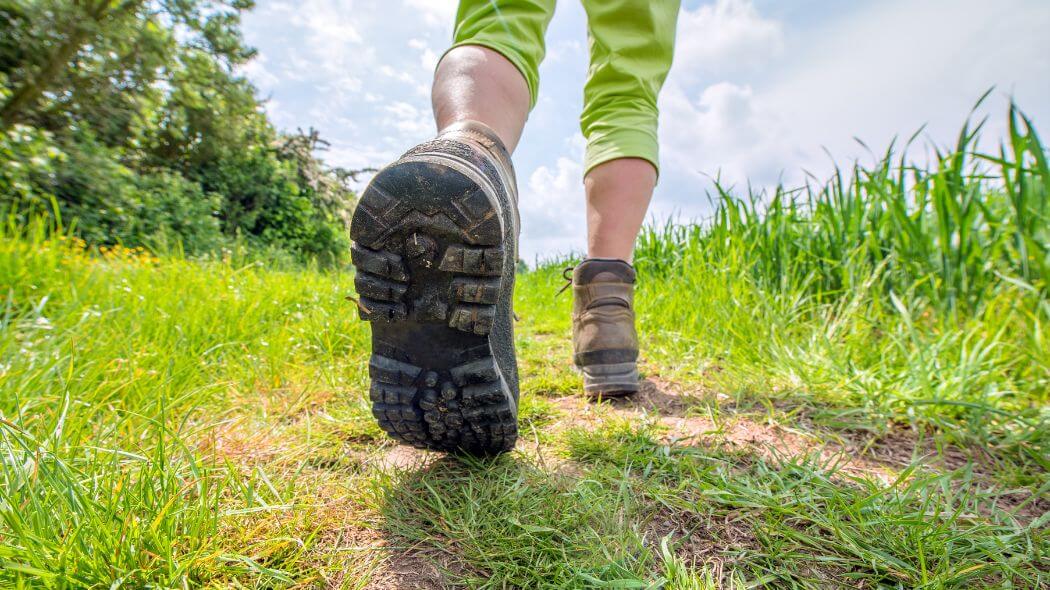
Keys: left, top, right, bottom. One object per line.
{"left": 349, "top": 154, "right": 517, "bottom": 455}
{"left": 581, "top": 362, "right": 639, "bottom": 398}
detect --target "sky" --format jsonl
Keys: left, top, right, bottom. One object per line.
{"left": 240, "top": 0, "right": 1050, "bottom": 263}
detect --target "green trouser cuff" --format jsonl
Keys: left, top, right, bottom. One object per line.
{"left": 584, "top": 126, "right": 660, "bottom": 178}
{"left": 448, "top": 0, "right": 678, "bottom": 172}
{"left": 446, "top": 0, "right": 555, "bottom": 110}
{"left": 441, "top": 40, "right": 541, "bottom": 109}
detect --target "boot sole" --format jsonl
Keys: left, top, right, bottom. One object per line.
{"left": 349, "top": 154, "right": 517, "bottom": 455}
{"left": 580, "top": 362, "right": 639, "bottom": 398}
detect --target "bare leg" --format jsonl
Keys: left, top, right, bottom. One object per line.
{"left": 584, "top": 158, "right": 657, "bottom": 262}
{"left": 432, "top": 46, "right": 530, "bottom": 152}
{"left": 434, "top": 47, "right": 654, "bottom": 262}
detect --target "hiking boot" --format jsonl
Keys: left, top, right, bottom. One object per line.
{"left": 571, "top": 259, "right": 639, "bottom": 398}
{"left": 349, "top": 121, "right": 519, "bottom": 455}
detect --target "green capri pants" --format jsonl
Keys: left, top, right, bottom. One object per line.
{"left": 448, "top": 0, "right": 681, "bottom": 176}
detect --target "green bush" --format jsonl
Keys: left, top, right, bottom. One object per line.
{"left": 0, "top": 124, "right": 62, "bottom": 211}
{"left": 0, "top": 0, "right": 356, "bottom": 265}
{"left": 1, "top": 128, "right": 226, "bottom": 255}
{"left": 201, "top": 141, "right": 350, "bottom": 265}
{"left": 0, "top": 121, "right": 352, "bottom": 262}
{"left": 126, "top": 170, "right": 225, "bottom": 255}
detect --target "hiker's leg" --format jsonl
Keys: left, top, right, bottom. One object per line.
{"left": 572, "top": 0, "right": 680, "bottom": 397}
{"left": 351, "top": 1, "right": 558, "bottom": 453}
{"left": 433, "top": 47, "right": 530, "bottom": 152}
{"left": 434, "top": 0, "right": 556, "bottom": 152}
{"left": 584, "top": 158, "right": 657, "bottom": 261}
{"left": 580, "top": 0, "right": 681, "bottom": 261}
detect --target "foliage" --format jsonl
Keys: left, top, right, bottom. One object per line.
{"left": 0, "top": 123, "right": 62, "bottom": 206}
{"left": 0, "top": 0, "right": 356, "bottom": 263}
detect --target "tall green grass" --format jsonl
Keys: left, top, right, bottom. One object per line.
{"left": 0, "top": 221, "right": 366, "bottom": 586}
{"left": 636, "top": 102, "right": 1047, "bottom": 313}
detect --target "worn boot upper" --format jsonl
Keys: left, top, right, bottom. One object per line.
{"left": 571, "top": 259, "right": 638, "bottom": 368}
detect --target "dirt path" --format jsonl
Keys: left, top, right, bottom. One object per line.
{"left": 202, "top": 374, "right": 1041, "bottom": 589}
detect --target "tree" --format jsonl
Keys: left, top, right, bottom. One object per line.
{"left": 0, "top": 0, "right": 358, "bottom": 264}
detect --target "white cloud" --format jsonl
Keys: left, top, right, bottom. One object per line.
{"left": 402, "top": 0, "right": 457, "bottom": 28}
{"left": 651, "top": 0, "right": 792, "bottom": 216}
{"left": 258, "top": 98, "right": 291, "bottom": 129}
{"left": 762, "top": 0, "right": 1050, "bottom": 168}
{"left": 382, "top": 101, "right": 434, "bottom": 138}
{"left": 325, "top": 142, "right": 397, "bottom": 187}
{"left": 326, "top": 143, "right": 396, "bottom": 170}
{"left": 238, "top": 53, "right": 279, "bottom": 91}
{"left": 420, "top": 48, "right": 439, "bottom": 71}
{"left": 518, "top": 155, "right": 587, "bottom": 262}
{"left": 243, "top": 0, "right": 374, "bottom": 114}
{"left": 408, "top": 38, "right": 440, "bottom": 71}
{"left": 546, "top": 39, "right": 584, "bottom": 64}
{"left": 294, "top": 0, "right": 363, "bottom": 46}
{"left": 379, "top": 64, "right": 417, "bottom": 85}
{"left": 656, "top": 0, "right": 1050, "bottom": 219}
{"left": 659, "top": 81, "right": 792, "bottom": 190}
{"left": 672, "top": 0, "right": 784, "bottom": 81}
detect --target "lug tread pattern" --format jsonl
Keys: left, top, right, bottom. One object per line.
{"left": 351, "top": 244, "right": 407, "bottom": 280}
{"left": 352, "top": 245, "right": 409, "bottom": 322}
{"left": 439, "top": 245, "right": 504, "bottom": 276}
{"left": 451, "top": 277, "right": 500, "bottom": 304}
{"left": 369, "top": 354, "right": 516, "bottom": 454}
{"left": 348, "top": 184, "right": 414, "bottom": 246}
{"left": 448, "top": 304, "right": 494, "bottom": 335}
{"left": 452, "top": 188, "right": 502, "bottom": 241}
{"left": 369, "top": 356, "right": 427, "bottom": 445}
{"left": 441, "top": 245, "right": 504, "bottom": 335}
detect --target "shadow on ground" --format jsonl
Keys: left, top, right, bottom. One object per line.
{"left": 369, "top": 454, "right": 539, "bottom": 589}
{"left": 289, "top": 376, "right": 1046, "bottom": 589}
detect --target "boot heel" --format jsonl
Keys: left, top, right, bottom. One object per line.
{"left": 581, "top": 362, "right": 639, "bottom": 397}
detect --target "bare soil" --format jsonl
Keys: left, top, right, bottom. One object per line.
{"left": 204, "top": 374, "right": 1043, "bottom": 589}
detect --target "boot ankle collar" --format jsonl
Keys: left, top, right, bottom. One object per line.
{"left": 440, "top": 121, "right": 509, "bottom": 158}
{"left": 573, "top": 258, "right": 636, "bottom": 284}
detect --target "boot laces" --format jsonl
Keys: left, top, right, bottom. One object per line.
{"left": 555, "top": 266, "right": 574, "bottom": 298}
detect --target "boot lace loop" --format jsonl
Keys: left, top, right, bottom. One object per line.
{"left": 555, "top": 266, "right": 574, "bottom": 298}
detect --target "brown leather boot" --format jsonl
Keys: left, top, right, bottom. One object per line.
{"left": 570, "top": 259, "right": 639, "bottom": 397}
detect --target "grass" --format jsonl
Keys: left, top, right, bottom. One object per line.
{"left": 1, "top": 105, "right": 1047, "bottom": 588}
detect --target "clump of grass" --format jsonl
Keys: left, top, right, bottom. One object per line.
{"left": 564, "top": 423, "right": 1048, "bottom": 588}
{"left": 372, "top": 455, "right": 651, "bottom": 588}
